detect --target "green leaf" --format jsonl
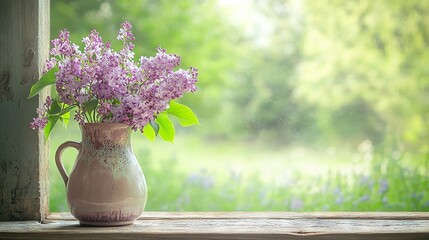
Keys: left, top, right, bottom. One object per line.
{"left": 143, "top": 121, "right": 159, "bottom": 142}
{"left": 167, "top": 100, "right": 200, "bottom": 127}
{"left": 55, "top": 105, "right": 76, "bottom": 116}
{"left": 47, "top": 99, "right": 62, "bottom": 115}
{"left": 84, "top": 99, "right": 98, "bottom": 114}
{"left": 156, "top": 113, "right": 175, "bottom": 143}
{"left": 28, "top": 67, "right": 58, "bottom": 99}
{"left": 47, "top": 99, "right": 75, "bottom": 117}
{"left": 43, "top": 116, "right": 59, "bottom": 140}
{"left": 60, "top": 111, "right": 70, "bottom": 128}
{"left": 143, "top": 124, "right": 156, "bottom": 142}
{"left": 149, "top": 121, "right": 159, "bottom": 135}
{"left": 47, "top": 99, "right": 74, "bottom": 128}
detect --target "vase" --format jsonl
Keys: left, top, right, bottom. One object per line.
{"left": 55, "top": 123, "right": 147, "bottom": 226}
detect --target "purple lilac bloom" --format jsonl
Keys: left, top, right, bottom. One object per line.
{"left": 44, "top": 58, "right": 56, "bottom": 73}
{"left": 140, "top": 47, "right": 181, "bottom": 84}
{"left": 29, "top": 96, "right": 52, "bottom": 129}
{"left": 32, "top": 21, "right": 198, "bottom": 132}
{"left": 50, "top": 30, "right": 74, "bottom": 57}
{"left": 117, "top": 21, "right": 135, "bottom": 42}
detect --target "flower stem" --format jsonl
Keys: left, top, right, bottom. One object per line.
{"left": 84, "top": 112, "right": 91, "bottom": 123}
{"left": 92, "top": 108, "right": 97, "bottom": 123}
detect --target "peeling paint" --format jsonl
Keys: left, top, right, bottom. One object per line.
{"left": 23, "top": 48, "right": 35, "bottom": 68}
{"left": 20, "top": 48, "right": 36, "bottom": 85}
{"left": 0, "top": 0, "right": 49, "bottom": 221}
{"left": 0, "top": 70, "right": 13, "bottom": 102}
{"left": 21, "top": 72, "right": 36, "bottom": 86}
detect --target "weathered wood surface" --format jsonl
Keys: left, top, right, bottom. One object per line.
{"left": 1, "top": 212, "right": 429, "bottom": 240}
{"left": 48, "top": 211, "right": 429, "bottom": 220}
{"left": 0, "top": 0, "right": 50, "bottom": 221}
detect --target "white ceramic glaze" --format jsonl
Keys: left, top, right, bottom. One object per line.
{"left": 55, "top": 123, "right": 147, "bottom": 226}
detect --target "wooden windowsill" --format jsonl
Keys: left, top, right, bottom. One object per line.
{"left": 1, "top": 212, "right": 429, "bottom": 239}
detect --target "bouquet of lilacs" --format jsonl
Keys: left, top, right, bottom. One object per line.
{"left": 29, "top": 21, "right": 199, "bottom": 142}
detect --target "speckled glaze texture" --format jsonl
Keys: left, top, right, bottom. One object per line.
{"left": 55, "top": 123, "right": 147, "bottom": 226}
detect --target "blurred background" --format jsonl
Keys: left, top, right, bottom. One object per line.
{"left": 49, "top": 0, "right": 429, "bottom": 212}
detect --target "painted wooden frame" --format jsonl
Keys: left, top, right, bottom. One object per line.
{"left": 0, "top": 0, "right": 50, "bottom": 221}
{"left": 0, "top": 1, "right": 429, "bottom": 239}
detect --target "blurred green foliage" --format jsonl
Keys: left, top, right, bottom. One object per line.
{"left": 50, "top": 123, "right": 429, "bottom": 211}
{"left": 294, "top": 0, "right": 429, "bottom": 149}
{"left": 49, "top": 0, "right": 429, "bottom": 211}
{"left": 51, "top": 0, "right": 429, "bottom": 149}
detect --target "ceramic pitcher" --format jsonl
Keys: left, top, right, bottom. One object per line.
{"left": 55, "top": 123, "right": 147, "bottom": 226}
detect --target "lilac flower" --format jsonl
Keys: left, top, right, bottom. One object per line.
{"left": 50, "top": 30, "right": 78, "bottom": 57}
{"left": 117, "top": 21, "right": 135, "bottom": 41}
{"left": 31, "top": 21, "right": 198, "bottom": 133}
{"left": 44, "top": 58, "right": 57, "bottom": 73}
{"left": 82, "top": 30, "right": 103, "bottom": 59}
{"left": 140, "top": 47, "right": 182, "bottom": 84}
{"left": 29, "top": 96, "right": 52, "bottom": 129}
{"left": 74, "top": 109, "right": 86, "bottom": 124}
{"left": 98, "top": 101, "right": 112, "bottom": 116}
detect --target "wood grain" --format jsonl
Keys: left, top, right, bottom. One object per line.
{"left": 1, "top": 212, "right": 429, "bottom": 239}
{"left": 0, "top": 0, "right": 50, "bottom": 221}
{"left": 48, "top": 211, "right": 429, "bottom": 220}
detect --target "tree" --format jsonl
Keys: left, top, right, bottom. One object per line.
{"left": 296, "top": 0, "right": 429, "bottom": 149}
{"left": 228, "top": 0, "right": 319, "bottom": 144}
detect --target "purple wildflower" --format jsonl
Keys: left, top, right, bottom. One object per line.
{"left": 290, "top": 198, "right": 304, "bottom": 211}
{"left": 379, "top": 179, "right": 389, "bottom": 194}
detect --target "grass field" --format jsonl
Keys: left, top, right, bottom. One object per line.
{"left": 49, "top": 123, "right": 429, "bottom": 212}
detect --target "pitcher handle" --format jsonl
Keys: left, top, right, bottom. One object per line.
{"left": 55, "top": 141, "right": 81, "bottom": 186}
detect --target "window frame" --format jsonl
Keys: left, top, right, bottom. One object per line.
{"left": 0, "top": 0, "right": 50, "bottom": 221}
